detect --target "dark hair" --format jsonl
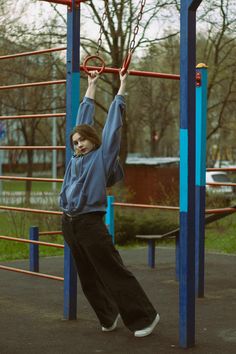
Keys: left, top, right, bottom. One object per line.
{"left": 70, "top": 124, "right": 101, "bottom": 151}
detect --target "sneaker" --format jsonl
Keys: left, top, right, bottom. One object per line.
{"left": 101, "top": 314, "right": 120, "bottom": 332}
{"left": 134, "top": 313, "right": 160, "bottom": 338}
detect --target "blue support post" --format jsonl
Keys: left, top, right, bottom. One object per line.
{"left": 29, "top": 226, "right": 39, "bottom": 272}
{"left": 179, "top": 0, "right": 202, "bottom": 348}
{"left": 175, "top": 236, "right": 179, "bottom": 280}
{"left": 64, "top": 0, "right": 81, "bottom": 320}
{"left": 148, "top": 240, "right": 155, "bottom": 268}
{"left": 195, "top": 64, "right": 208, "bottom": 298}
{"left": 105, "top": 196, "right": 115, "bottom": 243}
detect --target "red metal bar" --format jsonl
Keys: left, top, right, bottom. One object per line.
{"left": 0, "top": 205, "right": 62, "bottom": 215}
{"left": 0, "top": 176, "right": 63, "bottom": 183}
{"left": 0, "top": 146, "right": 65, "bottom": 150}
{"left": 113, "top": 202, "right": 236, "bottom": 215}
{"left": 205, "top": 207, "right": 236, "bottom": 215}
{"left": 39, "top": 231, "right": 63, "bottom": 235}
{"left": 114, "top": 202, "right": 179, "bottom": 211}
{"left": 0, "top": 69, "right": 179, "bottom": 94}
{"left": 80, "top": 65, "right": 180, "bottom": 80}
{"left": 0, "top": 80, "right": 66, "bottom": 91}
{"left": 207, "top": 167, "right": 236, "bottom": 171}
{"left": 40, "top": 0, "right": 72, "bottom": 6}
{"left": 4, "top": 176, "right": 234, "bottom": 188}
{"left": 0, "top": 235, "right": 64, "bottom": 248}
{"left": 40, "top": 0, "right": 88, "bottom": 6}
{"left": 207, "top": 182, "right": 236, "bottom": 187}
{"left": 0, "top": 47, "right": 66, "bottom": 61}
{"left": 0, "top": 265, "right": 64, "bottom": 281}
{"left": 0, "top": 113, "right": 65, "bottom": 120}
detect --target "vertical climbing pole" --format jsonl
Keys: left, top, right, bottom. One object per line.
{"left": 105, "top": 196, "right": 115, "bottom": 243}
{"left": 64, "top": 0, "right": 81, "bottom": 320}
{"left": 179, "top": 0, "right": 203, "bottom": 348}
{"left": 195, "top": 63, "right": 208, "bottom": 298}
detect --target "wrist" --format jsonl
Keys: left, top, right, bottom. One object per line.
{"left": 88, "top": 82, "right": 97, "bottom": 88}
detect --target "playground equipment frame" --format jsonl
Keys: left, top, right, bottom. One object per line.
{"left": 0, "top": 0, "right": 225, "bottom": 349}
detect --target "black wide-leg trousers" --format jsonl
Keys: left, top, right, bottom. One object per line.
{"left": 62, "top": 212, "right": 157, "bottom": 332}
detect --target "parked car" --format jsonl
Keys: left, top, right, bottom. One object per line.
{"left": 206, "top": 171, "right": 233, "bottom": 195}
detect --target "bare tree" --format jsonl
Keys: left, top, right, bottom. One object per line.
{"left": 126, "top": 36, "right": 180, "bottom": 157}
{"left": 196, "top": 0, "right": 236, "bottom": 163}
{"left": 78, "top": 0, "right": 178, "bottom": 162}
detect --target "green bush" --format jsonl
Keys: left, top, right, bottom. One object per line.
{"left": 205, "top": 192, "right": 233, "bottom": 208}
{"left": 114, "top": 208, "right": 179, "bottom": 245}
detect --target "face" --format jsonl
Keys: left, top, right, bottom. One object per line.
{"left": 72, "top": 132, "right": 94, "bottom": 156}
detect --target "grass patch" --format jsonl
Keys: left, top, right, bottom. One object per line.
{"left": 205, "top": 214, "right": 236, "bottom": 254}
{"left": 2, "top": 181, "right": 62, "bottom": 192}
{"left": 0, "top": 210, "right": 63, "bottom": 261}
{"left": 0, "top": 203, "right": 236, "bottom": 262}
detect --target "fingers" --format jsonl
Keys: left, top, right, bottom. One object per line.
{"left": 90, "top": 70, "right": 99, "bottom": 78}
{"left": 88, "top": 70, "right": 100, "bottom": 85}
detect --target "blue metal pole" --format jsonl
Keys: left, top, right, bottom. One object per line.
{"left": 29, "top": 226, "right": 39, "bottom": 272}
{"left": 179, "top": 0, "right": 202, "bottom": 348}
{"left": 175, "top": 236, "right": 179, "bottom": 280}
{"left": 195, "top": 64, "right": 208, "bottom": 298}
{"left": 148, "top": 240, "right": 155, "bottom": 268}
{"left": 64, "top": 0, "right": 80, "bottom": 320}
{"left": 105, "top": 196, "right": 115, "bottom": 243}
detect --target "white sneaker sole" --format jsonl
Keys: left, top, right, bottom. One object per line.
{"left": 102, "top": 314, "right": 120, "bottom": 332}
{"left": 134, "top": 313, "right": 160, "bottom": 338}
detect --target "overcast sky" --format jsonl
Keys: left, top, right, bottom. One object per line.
{"left": 10, "top": 0, "right": 180, "bottom": 55}
{"left": 6, "top": 0, "right": 226, "bottom": 56}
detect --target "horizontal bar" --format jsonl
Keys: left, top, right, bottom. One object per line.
{"left": 0, "top": 203, "right": 234, "bottom": 217}
{"left": 205, "top": 207, "right": 236, "bottom": 215}
{"left": 0, "top": 68, "right": 179, "bottom": 94}
{"left": 40, "top": 0, "right": 72, "bottom": 5}
{"left": 0, "top": 80, "right": 66, "bottom": 91}
{"left": 40, "top": 0, "right": 88, "bottom": 6}
{"left": 0, "top": 47, "right": 66, "bottom": 61}
{"left": 0, "top": 113, "right": 66, "bottom": 120}
{"left": 0, "top": 265, "right": 64, "bottom": 281}
{"left": 207, "top": 167, "right": 236, "bottom": 171}
{"left": 0, "top": 176, "right": 63, "bottom": 183}
{"left": 80, "top": 65, "right": 180, "bottom": 80}
{"left": 114, "top": 202, "right": 236, "bottom": 215}
{"left": 0, "top": 205, "right": 62, "bottom": 215}
{"left": 0, "top": 235, "right": 64, "bottom": 248}
{"left": 0, "top": 146, "right": 65, "bottom": 150}
{"left": 114, "top": 202, "right": 179, "bottom": 211}
{"left": 1, "top": 177, "right": 234, "bottom": 186}
{"left": 207, "top": 182, "right": 236, "bottom": 187}
{"left": 39, "top": 231, "right": 63, "bottom": 235}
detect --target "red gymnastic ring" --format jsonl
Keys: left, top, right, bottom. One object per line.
{"left": 121, "top": 52, "right": 132, "bottom": 75}
{"left": 83, "top": 55, "right": 105, "bottom": 76}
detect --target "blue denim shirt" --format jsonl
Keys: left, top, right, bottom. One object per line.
{"left": 59, "top": 95, "right": 125, "bottom": 215}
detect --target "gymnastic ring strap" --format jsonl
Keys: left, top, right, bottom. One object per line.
{"left": 121, "top": 52, "right": 132, "bottom": 75}
{"left": 83, "top": 55, "right": 105, "bottom": 76}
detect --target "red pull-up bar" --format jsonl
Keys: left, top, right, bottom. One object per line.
{"left": 81, "top": 64, "right": 180, "bottom": 81}
{"left": 40, "top": 0, "right": 88, "bottom": 6}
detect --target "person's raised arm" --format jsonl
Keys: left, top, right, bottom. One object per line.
{"left": 76, "top": 71, "right": 100, "bottom": 125}
{"left": 84, "top": 70, "right": 100, "bottom": 99}
{"left": 117, "top": 70, "right": 128, "bottom": 96}
{"left": 101, "top": 71, "right": 128, "bottom": 174}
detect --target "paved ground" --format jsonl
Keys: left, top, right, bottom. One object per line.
{"left": 0, "top": 247, "right": 236, "bottom": 354}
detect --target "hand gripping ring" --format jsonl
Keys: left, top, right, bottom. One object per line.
{"left": 121, "top": 52, "right": 132, "bottom": 75}
{"left": 83, "top": 55, "right": 105, "bottom": 76}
